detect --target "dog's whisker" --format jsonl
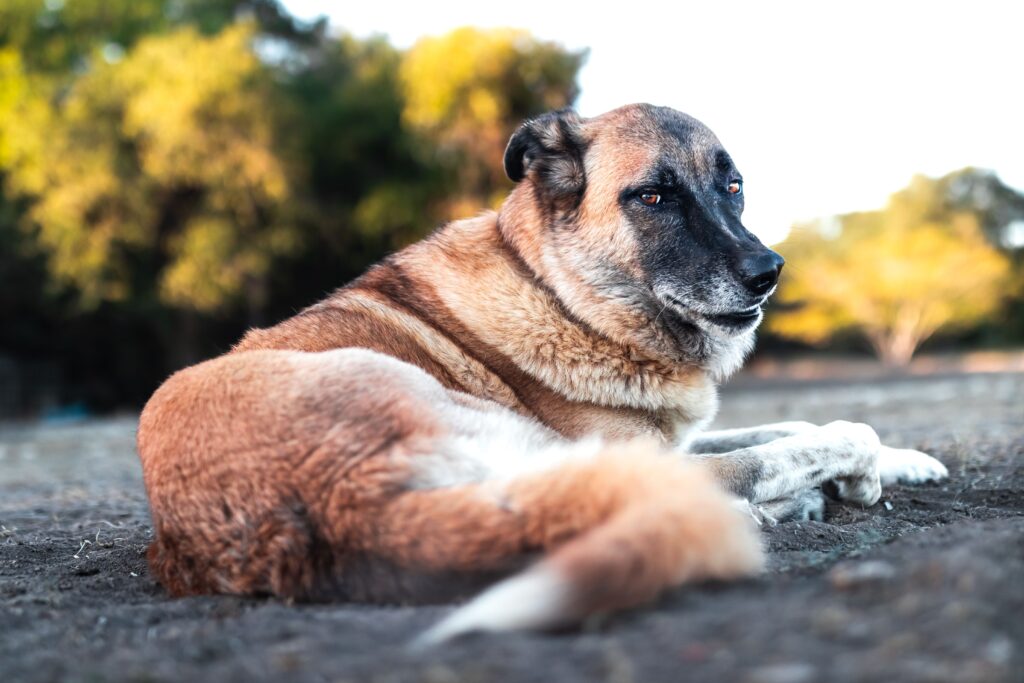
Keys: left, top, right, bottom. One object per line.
{"left": 653, "top": 297, "right": 672, "bottom": 328}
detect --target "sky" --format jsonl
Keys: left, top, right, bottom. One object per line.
{"left": 282, "top": 0, "right": 1023, "bottom": 245}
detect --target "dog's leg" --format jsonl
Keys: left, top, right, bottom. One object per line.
{"left": 691, "top": 421, "right": 948, "bottom": 487}
{"left": 689, "top": 422, "right": 844, "bottom": 523}
{"left": 691, "top": 420, "right": 883, "bottom": 507}
{"left": 687, "top": 421, "right": 817, "bottom": 453}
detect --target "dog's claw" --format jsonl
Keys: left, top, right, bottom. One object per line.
{"left": 733, "top": 499, "right": 777, "bottom": 527}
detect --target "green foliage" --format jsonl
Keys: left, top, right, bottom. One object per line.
{"left": 286, "top": 34, "right": 442, "bottom": 253}
{"left": 940, "top": 168, "right": 1024, "bottom": 249}
{"left": 1, "top": 22, "right": 303, "bottom": 310}
{"left": 0, "top": 0, "right": 313, "bottom": 75}
{"left": 0, "top": 7, "right": 585, "bottom": 410}
{"left": 769, "top": 173, "right": 1014, "bottom": 365}
{"left": 7, "top": 3, "right": 1016, "bottom": 411}
{"left": 0, "top": 0, "right": 167, "bottom": 74}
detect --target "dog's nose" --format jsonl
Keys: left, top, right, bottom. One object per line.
{"left": 738, "top": 250, "right": 785, "bottom": 296}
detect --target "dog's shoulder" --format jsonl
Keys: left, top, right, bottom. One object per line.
{"left": 229, "top": 210, "right": 718, "bottom": 441}
{"left": 230, "top": 215, "right": 530, "bottom": 411}
{"left": 396, "top": 214, "right": 722, "bottom": 436}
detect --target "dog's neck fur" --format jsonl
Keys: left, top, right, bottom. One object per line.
{"left": 495, "top": 185, "right": 755, "bottom": 382}
{"left": 387, "top": 207, "right": 726, "bottom": 440}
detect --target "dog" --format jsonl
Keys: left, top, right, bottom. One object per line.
{"left": 137, "top": 103, "right": 948, "bottom": 644}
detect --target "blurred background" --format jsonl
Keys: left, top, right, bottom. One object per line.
{"left": 1, "top": 0, "right": 1022, "bottom": 419}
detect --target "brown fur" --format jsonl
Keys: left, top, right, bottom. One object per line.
{"left": 233, "top": 213, "right": 713, "bottom": 440}
{"left": 137, "top": 104, "right": 765, "bottom": 635}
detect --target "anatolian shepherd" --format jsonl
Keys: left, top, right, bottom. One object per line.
{"left": 137, "top": 104, "right": 948, "bottom": 645}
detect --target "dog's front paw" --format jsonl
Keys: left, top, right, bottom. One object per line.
{"left": 878, "top": 447, "right": 948, "bottom": 486}
{"left": 817, "top": 421, "right": 882, "bottom": 506}
{"left": 826, "top": 472, "right": 882, "bottom": 507}
{"left": 820, "top": 420, "right": 881, "bottom": 456}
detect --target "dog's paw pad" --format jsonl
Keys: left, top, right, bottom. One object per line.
{"left": 878, "top": 447, "right": 949, "bottom": 486}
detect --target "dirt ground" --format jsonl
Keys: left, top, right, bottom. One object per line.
{"left": 1, "top": 371, "right": 1021, "bottom": 683}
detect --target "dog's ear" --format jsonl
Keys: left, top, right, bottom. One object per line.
{"left": 503, "top": 108, "right": 586, "bottom": 195}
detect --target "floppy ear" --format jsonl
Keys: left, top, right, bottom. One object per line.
{"left": 503, "top": 108, "right": 587, "bottom": 196}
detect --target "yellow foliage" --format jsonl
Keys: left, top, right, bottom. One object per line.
{"left": 117, "top": 24, "right": 289, "bottom": 205}
{"left": 161, "top": 216, "right": 274, "bottom": 312}
{"left": 1, "top": 21, "right": 582, "bottom": 311}
{"left": 400, "top": 27, "right": 582, "bottom": 210}
{"left": 401, "top": 27, "right": 523, "bottom": 133}
{"left": 770, "top": 179, "right": 1012, "bottom": 364}
{"left": 0, "top": 47, "right": 52, "bottom": 191}
{"left": 0, "top": 24, "right": 301, "bottom": 310}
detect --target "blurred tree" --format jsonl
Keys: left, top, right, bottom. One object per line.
{"left": 0, "top": 0, "right": 319, "bottom": 75}
{"left": 0, "top": 0, "right": 325, "bottom": 392}
{"left": 286, "top": 34, "right": 442, "bottom": 255}
{"left": 400, "top": 27, "right": 586, "bottom": 216}
{"left": 1, "top": 23, "right": 303, "bottom": 314}
{"left": 0, "top": 5, "right": 586, "bottom": 412}
{"left": 936, "top": 168, "right": 1024, "bottom": 341}
{"left": 769, "top": 174, "right": 1012, "bottom": 365}
{"left": 939, "top": 168, "right": 1024, "bottom": 250}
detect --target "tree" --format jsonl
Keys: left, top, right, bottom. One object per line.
{"left": 936, "top": 168, "right": 1024, "bottom": 341}
{"left": 0, "top": 0, "right": 318, "bottom": 76}
{"left": 285, "top": 34, "right": 442, "bottom": 256}
{"left": 400, "top": 27, "right": 586, "bottom": 217}
{"left": 938, "top": 168, "right": 1024, "bottom": 251}
{"left": 0, "top": 23, "right": 305, "bottom": 313}
{"left": 769, "top": 174, "right": 1012, "bottom": 365}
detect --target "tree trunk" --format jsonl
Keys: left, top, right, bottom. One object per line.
{"left": 866, "top": 305, "right": 940, "bottom": 367}
{"left": 874, "top": 334, "right": 919, "bottom": 367}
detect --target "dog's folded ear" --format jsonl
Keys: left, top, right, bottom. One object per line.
{"left": 504, "top": 108, "right": 587, "bottom": 196}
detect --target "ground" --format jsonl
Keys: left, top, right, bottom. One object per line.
{"left": 1, "top": 371, "right": 1021, "bottom": 683}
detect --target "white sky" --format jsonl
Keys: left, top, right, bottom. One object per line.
{"left": 282, "top": 0, "right": 1023, "bottom": 245}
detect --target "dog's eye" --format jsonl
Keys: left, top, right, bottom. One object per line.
{"left": 727, "top": 181, "right": 742, "bottom": 195}
{"left": 640, "top": 192, "right": 662, "bottom": 206}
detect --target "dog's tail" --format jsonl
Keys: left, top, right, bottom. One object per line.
{"left": 372, "top": 440, "right": 764, "bottom": 646}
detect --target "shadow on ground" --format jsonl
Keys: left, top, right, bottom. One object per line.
{"left": 1, "top": 372, "right": 1021, "bottom": 683}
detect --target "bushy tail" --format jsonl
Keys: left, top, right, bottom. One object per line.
{"left": 372, "top": 440, "right": 764, "bottom": 646}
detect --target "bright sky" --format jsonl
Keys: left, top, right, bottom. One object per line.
{"left": 282, "top": 0, "right": 1023, "bottom": 245}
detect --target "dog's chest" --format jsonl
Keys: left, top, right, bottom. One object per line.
{"left": 527, "top": 369, "right": 720, "bottom": 446}
{"left": 651, "top": 373, "right": 720, "bottom": 447}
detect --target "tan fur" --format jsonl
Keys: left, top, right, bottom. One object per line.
{"left": 137, "top": 104, "right": 766, "bottom": 637}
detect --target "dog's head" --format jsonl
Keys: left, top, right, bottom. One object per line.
{"left": 500, "top": 103, "right": 783, "bottom": 375}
